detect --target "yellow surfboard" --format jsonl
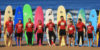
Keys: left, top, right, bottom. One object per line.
{"left": 4, "top": 5, "right": 13, "bottom": 46}
{"left": 57, "top": 5, "right": 66, "bottom": 46}
{"left": 97, "top": 11, "right": 100, "bottom": 46}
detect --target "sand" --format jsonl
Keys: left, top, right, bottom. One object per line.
{"left": 0, "top": 41, "right": 100, "bottom": 50}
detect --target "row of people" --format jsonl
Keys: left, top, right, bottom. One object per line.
{"left": 0, "top": 16, "right": 100, "bottom": 47}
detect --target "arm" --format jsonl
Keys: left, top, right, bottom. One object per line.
{"left": 35, "top": 27, "right": 37, "bottom": 33}
{"left": 53, "top": 25, "right": 56, "bottom": 33}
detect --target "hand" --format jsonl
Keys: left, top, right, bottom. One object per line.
{"left": 4, "top": 31, "right": 5, "bottom": 34}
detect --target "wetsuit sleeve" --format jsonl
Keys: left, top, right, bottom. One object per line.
{"left": 35, "top": 27, "right": 37, "bottom": 33}
{"left": 45, "top": 26, "right": 47, "bottom": 32}
{"left": 53, "top": 24, "right": 56, "bottom": 30}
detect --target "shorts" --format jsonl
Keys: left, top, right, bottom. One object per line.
{"left": 59, "top": 29, "right": 66, "bottom": 36}
{"left": 7, "top": 32, "right": 12, "bottom": 38}
{"left": 88, "top": 33, "right": 93, "bottom": 39}
{"left": 0, "top": 33, "right": 1, "bottom": 38}
{"left": 17, "top": 32, "right": 23, "bottom": 38}
{"left": 69, "top": 34, "right": 74, "bottom": 38}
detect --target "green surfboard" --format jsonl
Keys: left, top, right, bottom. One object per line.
{"left": 23, "top": 4, "right": 34, "bottom": 45}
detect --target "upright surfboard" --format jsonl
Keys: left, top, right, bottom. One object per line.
{"left": 14, "top": 6, "right": 23, "bottom": 46}
{"left": 77, "top": 8, "right": 86, "bottom": 46}
{"left": 97, "top": 11, "right": 100, "bottom": 47}
{"left": 89, "top": 9, "right": 97, "bottom": 47}
{"left": 34, "top": 6, "right": 44, "bottom": 45}
{"left": 45, "top": 9, "right": 54, "bottom": 45}
{"left": 57, "top": 5, "right": 66, "bottom": 46}
{"left": 4, "top": 5, "right": 13, "bottom": 46}
{"left": 23, "top": 4, "right": 34, "bottom": 45}
{"left": 0, "top": 10, "right": 2, "bottom": 39}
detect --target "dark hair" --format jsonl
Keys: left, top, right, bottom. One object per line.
{"left": 49, "top": 19, "right": 52, "bottom": 21}
{"left": 60, "top": 16, "right": 63, "bottom": 18}
{"left": 69, "top": 18, "right": 72, "bottom": 20}
{"left": 89, "top": 21, "right": 92, "bottom": 24}
{"left": 9, "top": 17, "right": 12, "bottom": 19}
{"left": 78, "top": 18, "right": 82, "bottom": 21}
{"left": 70, "top": 21, "right": 73, "bottom": 23}
{"left": 19, "top": 20, "right": 21, "bottom": 21}
{"left": 28, "top": 18, "right": 31, "bottom": 20}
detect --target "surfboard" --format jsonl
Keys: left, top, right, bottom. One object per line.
{"left": 77, "top": 8, "right": 86, "bottom": 46}
{"left": 14, "top": 6, "right": 23, "bottom": 46}
{"left": 97, "top": 11, "right": 100, "bottom": 47}
{"left": 34, "top": 6, "right": 44, "bottom": 45}
{"left": 57, "top": 5, "right": 66, "bottom": 46}
{"left": 0, "top": 10, "right": 2, "bottom": 38}
{"left": 4, "top": 5, "right": 13, "bottom": 46}
{"left": 23, "top": 4, "right": 34, "bottom": 45}
{"left": 45, "top": 9, "right": 54, "bottom": 45}
{"left": 89, "top": 9, "right": 97, "bottom": 47}
{"left": 66, "top": 12, "right": 73, "bottom": 46}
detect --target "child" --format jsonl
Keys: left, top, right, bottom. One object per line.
{"left": 35, "top": 20, "right": 44, "bottom": 46}
{"left": 67, "top": 21, "right": 75, "bottom": 46}
{"left": 87, "top": 22, "right": 95, "bottom": 47}
{"left": 15, "top": 20, "right": 23, "bottom": 46}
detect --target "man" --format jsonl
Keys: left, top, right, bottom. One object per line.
{"left": 67, "top": 21, "right": 76, "bottom": 46}
{"left": 4, "top": 17, "right": 13, "bottom": 47}
{"left": 76, "top": 18, "right": 86, "bottom": 46}
{"left": 58, "top": 16, "right": 67, "bottom": 46}
{"left": 46, "top": 19, "right": 56, "bottom": 46}
{"left": 35, "top": 20, "right": 44, "bottom": 46}
{"left": 25, "top": 18, "right": 34, "bottom": 45}
{"left": 15, "top": 20, "right": 23, "bottom": 46}
{"left": 87, "top": 22, "right": 95, "bottom": 47}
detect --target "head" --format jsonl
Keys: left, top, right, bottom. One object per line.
{"left": 60, "top": 16, "right": 64, "bottom": 21}
{"left": 38, "top": 20, "right": 42, "bottom": 24}
{"left": 49, "top": 19, "right": 52, "bottom": 23}
{"left": 28, "top": 18, "right": 31, "bottom": 22}
{"left": 8, "top": 17, "right": 12, "bottom": 21}
{"left": 89, "top": 21, "right": 92, "bottom": 25}
{"left": 69, "top": 21, "right": 73, "bottom": 25}
{"left": 78, "top": 18, "right": 82, "bottom": 23}
{"left": 18, "top": 20, "right": 22, "bottom": 24}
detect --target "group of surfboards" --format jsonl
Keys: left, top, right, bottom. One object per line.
{"left": 0, "top": 4, "right": 100, "bottom": 47}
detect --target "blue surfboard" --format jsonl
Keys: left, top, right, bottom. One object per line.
{"left": 89, "top": 9, "right": 97, "bottom": 47}
{"left": 14, "top": 6, "right": 23, "bottom": 46}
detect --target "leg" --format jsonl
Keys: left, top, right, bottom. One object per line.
{"left": 37, "top": 33, "right": 40, "bottom": 45}
{"left": 17, "top": 37, "right": 19, "bottom": 46}
{"left": 89, "top": 39, "right": 90, "bottom": 46}
{"left": 69, "top": 37, "right": 71, "bottom": 46}
{"left": 20, "top": 37, "right": 22, "bottom": 46}
{"left": 72, "top": 37, "right": 74, "bottom": 46}
{"left": 59, "top": 36, "right": 62, "bottom": 45}
{"left": 78, "top": 32, "right": 80, "bottom": 46}
{"left": 53, "top": 32, "right": 56, "bottom": 44}
{"left": 81, "top": 32, "right": 84, "bottom": 45}
{"left": 30, "top": 32, "right": 33, "bottom": 45}
{"left": 64, "top": 36, "right": 66, "bottom": 45}
{"left": 26, "top": 32, "right": 29, "bottom": 45}
{"left": 40, "top": 33, "right": 43, "bottom": 45}
{"left": 49, "top": 31, "right": 52, "bottom": 45}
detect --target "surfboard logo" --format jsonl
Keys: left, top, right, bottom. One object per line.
{"left": 18, "top": 12, "right": 21, "bottom": 14}
{"left": 60, "top": 11, "right": 63, "bottom": 13}
{"left": 8, "top": 11, "right": 10, "bottom": 14}
{"left": 92, "top": 15, "right": 94, "bottom": 17}
{"left": 49, "top": 11, "right": 52, "bottom": 16}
